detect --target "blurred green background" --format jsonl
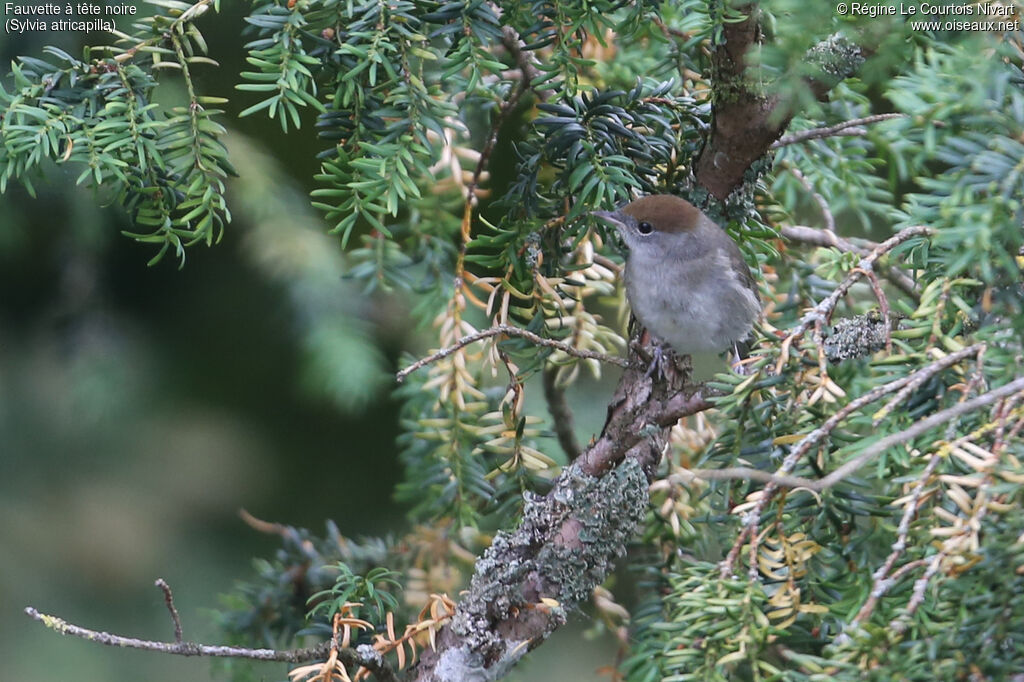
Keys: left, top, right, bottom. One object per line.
{"left": 0, "top": 5, "right": 618, "bottom": 681}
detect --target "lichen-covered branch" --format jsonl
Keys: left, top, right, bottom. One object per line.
{"left": 411, "top": 357, "right": 711, "bottom": 681}
{"left": 696, "top": 8, "right": 866, "bottom": 200}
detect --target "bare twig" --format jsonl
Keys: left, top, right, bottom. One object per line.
{"left": 238, "top": 508, "right": 288, "bottom": 536}
{"left": 874, "top": 346, "right": 986, "bottom": 426}
{"left": 25, "top": 606, "right": 332, "bottom": 663}
{"left": 781, "top": 225, "right": 920, "bottom": 299}
{"left": 154, "top": 579, "right": 183, "bottom": 643}
{"left": 889, "top": 550, "right": 945, "bottom": 634}
{"left": 650, "top": 14, "right": 693, "bottom": 40}
{"left": 501, "top": 26, "right": 555, "bottom": 102}
{"left": 543, "top": 365, "right": 582, "bottom": 459}
{"left": 771, "top": 113, "right": 907, "bottom": 148}
{"left": 848, "top": 454, "right": 942, "bottom": 629}
{"left": 718, "top": 343, "right": 986, "bottom": 577}
{"left": 25, "top": 604, "right": 399, "bottom": 681}
{"left": 782, "top": 225, "right": 865, "bottom": 252}
{"left": 785, "top": 166, "right": 835, "bottom": 232}
{"left": 784, "top": 225, "right": 933, "bottom": 348}
{"left": 397, "top": 325, "right": 630, "bottom": 383}
{"left": 701, "top": 376, "right": 1024, "bottom": 493}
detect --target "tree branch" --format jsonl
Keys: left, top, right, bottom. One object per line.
{"left": 696, "top": 23, "right": 865, "bottom": 200}
{"left": 24, "top": 606, "right": 333, "bottom": 663}
{"left": 396, "top": 324, "right": 630, "bottom": 383}
{"left": 784, "top": 225, "right": 933, "bottom": 345}
{"left": 781, "top": 224, "right": 920, "bottom": 298}
{"left": 719, "top": 342, "right": 986, "bottom": 576}
{"left": 695, "top": 375, "right": 1024, "bottom": 493}
{"left": 155, "top": 578, "right": 183, "bottom": 643}
{"left": 542, "top": 365, "right": 582, "bottom": 459}
{"left": 783, "top": 165, "right": 835, "bottom": 232}
{"left": 25, "top": 580, "right": 398, "bottom": 681}
{"left": 848, "top": 454, "right": 941, "bottom": 629}
{"left": 771, "top": 113, "right": 907, "bottom": 149}
{"left": 410, "top": 350, "right": 711, "bottom": 681}
{"left": 500, "top": 26, "right": 555, "bottom": 102}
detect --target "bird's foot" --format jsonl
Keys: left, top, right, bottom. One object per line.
{"left": 645, "top": 344, "right": 668, "bottom": 380}
{"left": 634, "top": 342, "right": 681, "bottom": 382}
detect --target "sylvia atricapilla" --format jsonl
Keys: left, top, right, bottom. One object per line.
{"left": 594, "top": 195, "right": 760, "bottom": 364}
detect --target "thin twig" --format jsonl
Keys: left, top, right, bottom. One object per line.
{"left": 543, "top": 365, "right": 582, "bottom": 459}
{"left": 785, "top": 225, "right": 932, "bottom": 347}
{"left": 700, "top": 376, "right": 1024, "bottom": 493}
{"left": 772, "top": 113, "right": 907, "bottom": 149}
{"left": 154, "top": 579, "right": 183, "bottom": 643}
{"left": 650, "top": 14, "right": 693, "bottom": 40}
{"left": 717, "top": 344, "right": 986, "bottom": 577}
{"left": 782, "top": 225, "right": 865, "bottom": 252}
{"left": 848, "top": 454, "right": 942, "bottom": 629}
{"left": 874, "top": 346, "right": 986, "bottom": 426}
{"left": 881, "top": 396, "right": 1022, "bottom": 637}
{"left": 889, "top": 550, "right": 945, "bottom": 634}
{"left": 25, "top": 606, "right": 332, "bottom": 662}
{"left": 397, "top": 325, "right": 630, "bottom": 383}
{"left": 501, "top": 26, "right": 555, "bottom": 102}
{"left": 238, "top": 508, "right": 289, "bottom": 536}
{"left": 781, "top": 225, "right": 919, "bottom": 299}
{"left": 25, "top": 606, "right": 399, "bottom": 680}
{"left": 785, "top": 166, "right": 835, "bottom": 232}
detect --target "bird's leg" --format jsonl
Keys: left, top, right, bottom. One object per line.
{"left": 730, "top": 342, "right": 754, "bottom": 375}
{"left": 630, "top": 338, "right": 679, "bottom": 381}
{"left": 629, "top": 327, "right": 683, "bottom": 381}
{"left": 645, "top": 343, "right": 672, "bottom": 380}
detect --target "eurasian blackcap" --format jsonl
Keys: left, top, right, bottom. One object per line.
{"left": 594, "top": 195, "right": 760, "bottom": 365}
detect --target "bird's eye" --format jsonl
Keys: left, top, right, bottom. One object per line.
{"left": 637, "top": 221, "right": 654, "bottom": 235}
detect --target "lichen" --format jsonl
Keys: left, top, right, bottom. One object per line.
{"left": 806, "top": 33, "right": 865, "bottom": 87}
{"left": 537, "top": 458, "right": 648, "bottom": 605}
{"left": 824, "top": 310, "right": 899, "bottom": 362}
{"left": 443, "top": 458, "right": 648, "bottom": 679}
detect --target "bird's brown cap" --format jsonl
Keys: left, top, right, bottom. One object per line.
{"left": 621, "top": 195, "right": 704, "bottom": 234}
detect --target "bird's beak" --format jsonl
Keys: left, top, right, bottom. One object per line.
{"left": 592, "top": 209, "right": 625, "bottom": 231}
{"left": 592, "top": 209, "right": 629, "bottom": 252}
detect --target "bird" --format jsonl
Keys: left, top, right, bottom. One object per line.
{"left": 593, "top": 195, "right": 760, "bottom": 376}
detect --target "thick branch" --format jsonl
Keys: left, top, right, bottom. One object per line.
{"left": 696, "top": 24, "right": 865, "bottom": 200}
{"left": 411, "top": 353, "right": 710, "bottom": 681}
